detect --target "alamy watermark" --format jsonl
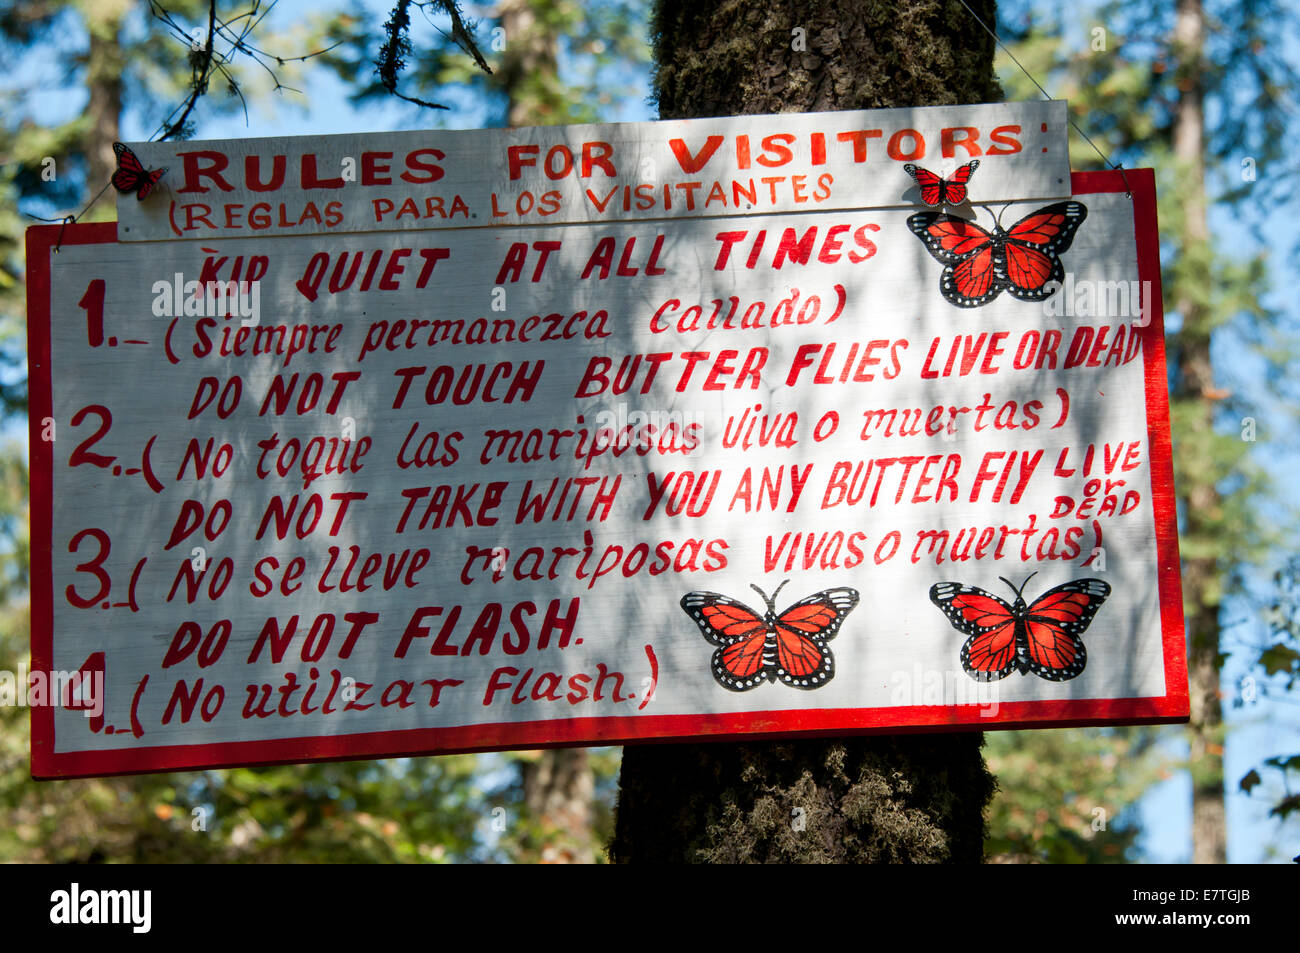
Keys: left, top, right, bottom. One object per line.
{"left": 590, "top": 401, "right": 703, "bottom": 433}
{"left": 888, "top": 663, "right": 1000, "bottom": 716}
{"left": 50, "top": 883, "right": 150, "bottom": 933}
{"left": 1043, "top": 275, "right": 1154, "bottom": 325}
{"left": 152, "top": 273, "right": 260, "bottom": 326}
{"left": 0, "top": 664, "right": 103, "bottom": 719}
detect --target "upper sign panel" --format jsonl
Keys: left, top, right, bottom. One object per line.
{"left": 115, "top": 101, "right": 1070, "bottom": 241}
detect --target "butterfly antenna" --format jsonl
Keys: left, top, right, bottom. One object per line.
{"left": 999, "top": 572, "right": 1038, "bottom": 600}
{"left": 752, "top": 580, "right": 789, "bottom": 611}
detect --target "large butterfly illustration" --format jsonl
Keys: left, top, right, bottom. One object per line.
{"left": 928, "top": 573, "right": 1111, "bottom": 682}
{"left": 907, "top": 201, "right": 1087, "bottom": 308}
{"left": 680, "top": 580, "right": 860, "bottom": 691}
{"left": 904, "top": 159, "right": 979, "bottom": 206}
{"left": 112, "top": 142, "right": 167, "bottom": 201}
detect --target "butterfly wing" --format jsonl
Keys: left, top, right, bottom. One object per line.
{"left": 908, "top": 212, "right": 1005, "bottom": 309}
{"left": 1021, "top": 578, "right": 1110, "bottom": 681}
{"left": 680, "top": 591, "right": 773, "bottom": 691}
{"left": 1000, "top": 201, "right": 1088, "bottom": 301}
{"left": 904, "top": 164, "right": 945, "bottom": 206}
{"left": 929, "top": 583, "right": 1020, "bottom": 681}
{"left": 771, "top": 588, "right": 859, "bottom": 689}
{"left": 112, "top": 142, "right": 165, "bottom": 200}
{"left": 112, "top": 141, "right": 141, "bottom": 170}
{"left": 907, "top": 213, "right": 995, "bottom": 265}
{"left": 942, "top": 159, "right": 980, "bottom": 205}
{"left": 110, "top": 167, "right": 141, "bottom": 193}
{"left": 944, "top": 242, "right": 1002, "bottom": 308}
{"left": 111, "top": 142, "right": 144, "bottom": 195}
{"left": 136, "top": 166, "right": 167, "bottom": 201}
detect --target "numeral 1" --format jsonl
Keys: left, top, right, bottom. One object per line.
{"left": 78, "top": 279, "right": 106, "bottom": 348}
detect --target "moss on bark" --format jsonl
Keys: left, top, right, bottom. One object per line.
{"left": 612, "top": 735, "right": 995, "bottom": 863}
{"left": 650, "top": 0, "right": 1002, "bottom": 118}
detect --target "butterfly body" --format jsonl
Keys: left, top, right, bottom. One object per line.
{"left": 904, "top": 159, "right": 979, "bottom": 206}
{"left": 112, "top": 142, "right": 167, "bottom": 201}
{"left": 928, "top": 574, "right": 1111, "bottom": 682}
{"left": 680, "top": 581, "right": 859, "bottom": 691}
{"left": 908, "top": 201, "right": 1088, "bottom": 308}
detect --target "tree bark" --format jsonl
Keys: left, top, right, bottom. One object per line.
{"left": 612, "top": 0, "right": 1001, "bottom": 864}
{"left": 1170, "top": 0, "right": 1226, "bottom": 866}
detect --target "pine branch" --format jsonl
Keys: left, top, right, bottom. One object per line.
{"left": 375, "top": 0, "right": 492, "bottom": 111}
{"left": 146, "top": 0, "right": 345, "bottom": 141}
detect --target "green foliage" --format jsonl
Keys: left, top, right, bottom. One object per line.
{"left": 0, "top": 717, "right": 492, "bottom": 862}
{"left": 1235, "top": 559, "right": 1300, "bottom": 843}
{"left": 1258, "top": 643, "right": 1300, "bottom": 680}
{"left": 1000, "top": 1, "right": 1297, "bottom": 186}
{"left": 323, "top": 0, "right": 649, "bottom": 127}
{"left": 486, "top": 747, "right": 619, "bottom": 862}
{"left": 992, "top": 0, "right": 1299, "bottom": 860}
{"left": 984, "top": 726, "right": 1168, "bottom": 862}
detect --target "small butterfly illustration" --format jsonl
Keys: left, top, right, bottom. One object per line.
{"left": 904, "top": 159, "right": 979, "bottom": 206}
{"left": 680, "top": 580, "right": 859, "bottom": 691}
{"left": 112, "top": 142, "right": 167, "bottom": 201}
{"left": 907, "top": 201, "right": 1087, "bottom": 308}
{"left": 928, "top": 573, "right": 1111, "bottom": 682}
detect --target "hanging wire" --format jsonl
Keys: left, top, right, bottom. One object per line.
{"left": 25, "top": 180, "right": 114, "bottom": 253}
{"left": 26, "top": 0, "right": 1131, "bottom": 254}
{"left": 955, "top": 0, "right": 1134, "bottom": 197}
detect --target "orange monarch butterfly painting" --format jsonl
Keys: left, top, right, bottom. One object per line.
{"left": 904, "top": 158, "right": 980, "bottom": 206}
{"left": 680, "top": 581, "right": 859, "bottom": 691}
{"left": 907, "top": 201, "right": 1087, "bottom": 308}
{"left": 928, "top": 574, "right": 1111, "bottom": 682}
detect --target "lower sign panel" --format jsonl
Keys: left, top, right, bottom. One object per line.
{"left": 27, "top": 170, "right": 1186, "bottom": 779}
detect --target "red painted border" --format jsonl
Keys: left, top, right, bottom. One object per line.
{"left": 26, "top": 176, "right": 1188, "bottom": 780}
{"left": 1071, "top": 169, "right": 1188, "bottom": 716}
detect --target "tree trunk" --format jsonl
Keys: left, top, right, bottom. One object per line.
{"left": 498, "top": 0, "right": 563, "bottom": 127}
{"left": 611, "top": 0, "right": 1001, "bottom": 863}
{"left": 82, "top": 0, "right": 127, "bottom": 199}
{"left": 1170, "top": 0, "right": 1225, "bottom": 866}
{"left": 520, "top": 749, "right": 596, "bottom": 863}
{"left": 499, "top": 0, "right": 596, "bottom": 864}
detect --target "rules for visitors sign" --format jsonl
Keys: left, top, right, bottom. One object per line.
{"left": 27, "top": 101, "right": 1187, "bottom": 779}
{"left": 113, "top": 100, "right": 1070, "bottom": 239}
